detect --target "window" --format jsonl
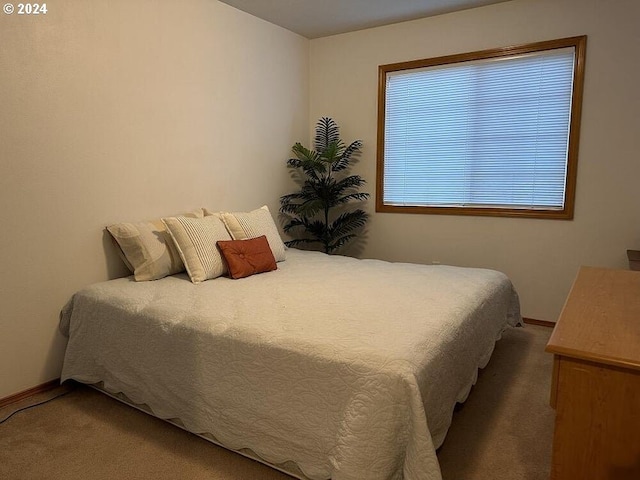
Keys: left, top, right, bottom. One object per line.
{"left": 376, "top": 36, "right": 586, "bottom": 219}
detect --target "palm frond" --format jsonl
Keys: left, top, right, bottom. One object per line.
{"left": 281, "top": 217, "right": 308, "bottom": 233}
{"left": 314, "top": 117, "right": 340, "bottom": 152}
{"left": 290, "top": 142, "right": 317, "bottom": 160}
{"left": 294, "top": 200, "right": 325, "bottom": 218}
{"left": 328, "top": 210, "right": 369, "bottom": 238}
{"left": 281, "top": 185, "right": 323, "bottom": 203}
{"left": 290, "top": 143, "right": 326, "bottom": 178}
{"left": 281, "top": 191, "right": 322, "bottom": 216}
{"left": 280, "top": 192, "right": 307, "bottom": 203}
{"left": 280, "top": 203, "right": 303, "bottom": 215}
{"left": 332, "top": 140, "right": 363, "bottom": 172}
{"left": 320, "top": 140, "right": 345, "bottom": 165}
{"left": 335, "top": 192, "right": 370, "bottom": 205}
{"left": 332, "top": 175, "right": 367, "bottom": 193}
{"left": 285, "top": 238, "right": 322, "bottom": 248}
{"left": 327, "top": 234, "right": 358, "bottom": 253}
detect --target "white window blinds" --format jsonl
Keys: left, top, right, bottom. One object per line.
{"left": 383, "top": 47, "right": 576, "bottom": 210}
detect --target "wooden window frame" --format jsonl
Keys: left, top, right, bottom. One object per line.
{"left": 376, "top": 36, "right": 587, "bottom": 219}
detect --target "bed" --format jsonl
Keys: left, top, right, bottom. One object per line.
{"left": 59, "top": 248, "right": 521, "bottom": 480}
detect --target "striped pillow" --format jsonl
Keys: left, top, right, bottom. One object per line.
{"left": 218, "top": 206, "right": 286, "bottom": 262}
{"left": 162, "top": 215, "right": 232, "bottom": 283}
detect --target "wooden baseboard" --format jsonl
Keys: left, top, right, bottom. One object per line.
{"left": 523, "top": 317, "right": 556, "bottom": 328}
{"left": 0, "top": 378, "right": 61, "bottom": 409}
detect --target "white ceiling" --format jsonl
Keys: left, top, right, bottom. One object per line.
{"left": 218, "top": 0, "right": 511, "bottom": 39}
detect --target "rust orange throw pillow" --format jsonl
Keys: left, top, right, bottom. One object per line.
{"left": 216, "top": 235, "right": 277, "bottom": 279}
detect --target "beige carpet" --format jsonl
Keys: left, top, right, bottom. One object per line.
{"left": 437, "top": 324, "right": 554, "bottom": 479}
{"left": 0, "top": 325, "right": 553, "bottom": 480}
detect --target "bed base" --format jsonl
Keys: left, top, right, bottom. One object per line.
{"left": 88, "top": 382, "right": 311, "bottom": 480}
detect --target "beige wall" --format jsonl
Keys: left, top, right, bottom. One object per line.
{"left": 309, "top": 0, "right": 640, "bottom": 323}
{"left": 0, "top": 0, "right": 309, "bottom": 398}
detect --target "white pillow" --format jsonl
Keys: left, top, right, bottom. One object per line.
{"left": 162, "top": 215, "right": 232, "bottom": 284}
{"left": 107, "top": 209, "right": 203, "bottom": 281}
{"left": 217, "top": 206, "right": 286, "bottom": 262}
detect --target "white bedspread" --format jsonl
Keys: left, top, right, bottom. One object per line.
{"left": 59, "top": 249, "right": 521, "bottom": 480}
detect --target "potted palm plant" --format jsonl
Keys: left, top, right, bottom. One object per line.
{"left": 280, "top": 117, "right": 369, "bottom": 254}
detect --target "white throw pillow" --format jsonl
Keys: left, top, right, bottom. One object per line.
{"left": 162, "top": 215, "right": 232, "bottom": 284}
{"left": 217, "top": 206, "right": 287, "bottom": 262}
{"left": 107, "top": 209, "right": 203, "bottom": 281}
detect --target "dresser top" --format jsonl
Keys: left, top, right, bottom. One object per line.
{"left": 546, "top": 266, "right": 640, "bottom": 371}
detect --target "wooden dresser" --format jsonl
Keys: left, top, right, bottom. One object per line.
{"left": 546, "top": 266, "right": 640, "bottom": 480}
